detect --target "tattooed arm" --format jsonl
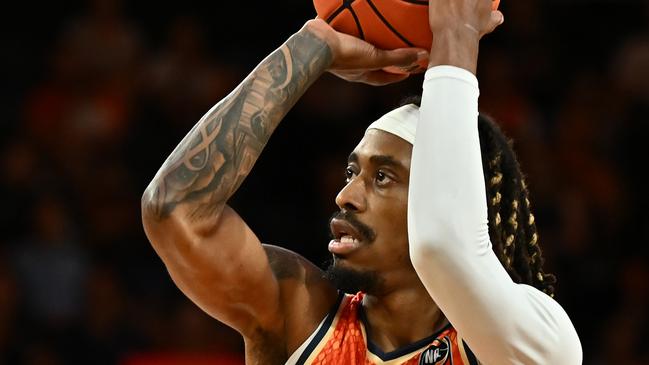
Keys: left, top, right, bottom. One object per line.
{"left": 141, "top": 19, "right": 425, "bottom": 346}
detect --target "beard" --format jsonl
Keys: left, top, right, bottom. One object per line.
{"left": 325, "top": 210, "right": 382, "bottom": 294}
{"left": 323, "top": 258, "right": 384, "bottom": 295}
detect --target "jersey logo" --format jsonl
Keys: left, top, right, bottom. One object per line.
{"left": 419, "top": 336, "right": 452, "bottom": 365}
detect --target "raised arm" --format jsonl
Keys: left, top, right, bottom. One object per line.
{"left": 140, "top": 23, "right": 332, "bottom": 338}
{"left": 141, "top": 19, "right": 427, "bottom": 340}
{"left": 408, "top": 1, "right": 582, "bottom": 364}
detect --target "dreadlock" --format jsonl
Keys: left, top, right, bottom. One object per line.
{"left": 399, "top": 96, "right": 556, "bottom": 297}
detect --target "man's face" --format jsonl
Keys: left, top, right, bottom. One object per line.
{"left": 326, "top": 129, "right": 413, "bottom": 295}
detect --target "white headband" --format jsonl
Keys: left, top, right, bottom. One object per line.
{"left": 365, "top": 104, "right": 419, "bottom": 145}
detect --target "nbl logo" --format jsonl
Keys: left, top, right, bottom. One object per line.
{"left": 419, "top": 336, "right": 452, "bottom": 365}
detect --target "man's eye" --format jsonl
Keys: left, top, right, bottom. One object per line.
{"left": 376, "top": 170, "right": 393, "bottom": 185}
{"left": 345, "top": 167, "right": 355, "bottom": 180}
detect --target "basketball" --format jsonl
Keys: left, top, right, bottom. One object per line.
{"left": 314, "top": 0, "right": 501, "bottom": 51}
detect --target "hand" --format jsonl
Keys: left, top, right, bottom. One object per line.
{"left": 426, "top": 0, "right": 504, "bottom": 73}
{"left": 428, "top": 0, "right": 503, "bottom": 39}
{"left": 304, "top": 19, "right": 429, "bottom": 86}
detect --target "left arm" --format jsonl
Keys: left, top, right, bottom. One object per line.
{"left": 408, "top": 1, "right": 582, "bottom": 364}
{"left": 409, "top": 65, "right": 582, "bottom": 365}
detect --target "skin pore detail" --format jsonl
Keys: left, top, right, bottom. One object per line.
{"left": 142, "top": 29, "right": 332, "bottom": 222}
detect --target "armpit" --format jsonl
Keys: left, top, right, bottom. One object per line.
{"left": 263, "top": 244, "right": 308, "bottom": 281}
{"left": 262, "top": 244, "right": 332, "bottom": 288}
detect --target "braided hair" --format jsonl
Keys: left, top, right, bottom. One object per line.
{"left": 399, "top": 96, "right": 556, "bottom": 297}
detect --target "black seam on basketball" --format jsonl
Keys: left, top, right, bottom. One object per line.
{"left": 399, "top": 0, "right": 427, "bottom": 5}
{"left": 326, "top": 2, "right": 348, "bottom": 23}
{"left": 347, "top": 7, "right": 365, "bottom": 40}
{"left": 366, "top": 0, "right": 414, "bottom": 47}
{"left": 326, "top": 1, "right": 364, "bottom": 40}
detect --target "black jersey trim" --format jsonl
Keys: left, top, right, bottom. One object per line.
{"left": 295, "top": 291, "right": 345, "bottom": 365}
{"left": 358, "top": 304, "right": 453, "bottom": 361}
{"left": 462, "top": 340, "right": 479, "bottom": 365}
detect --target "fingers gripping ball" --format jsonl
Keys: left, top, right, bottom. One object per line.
{"left": 314, "top": 0, "right": 501, "bottom": 51}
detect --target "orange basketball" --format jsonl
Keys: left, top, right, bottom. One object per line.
{"left": 314, "top": 0, "right": 501, "bottom": 51}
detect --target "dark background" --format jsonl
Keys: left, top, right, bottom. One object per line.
{"left": 1, "top": 0, "right": 648, "bottom": 364}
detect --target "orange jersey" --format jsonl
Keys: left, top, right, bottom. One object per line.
{"left": 287, "top": 293, "right": 479, "bottom": 365}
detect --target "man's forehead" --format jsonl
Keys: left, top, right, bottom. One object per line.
{"left": 349, "top": 130, "right": 412, "bottom": 167}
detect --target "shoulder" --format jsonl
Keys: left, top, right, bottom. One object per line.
{"left": 261, "top": 244, "right": 339, "bottom": 354}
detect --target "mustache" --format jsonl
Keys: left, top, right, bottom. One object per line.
{"left": 328, "top": 210, "right": 377, "bottom": 243}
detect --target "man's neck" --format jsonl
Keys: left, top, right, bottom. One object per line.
{"left": 361, "top": 282, "right": 446, "bottom": 353}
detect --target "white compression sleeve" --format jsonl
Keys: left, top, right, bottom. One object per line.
{"left": 408, "top": 66, "right": 582, "bottom": 365}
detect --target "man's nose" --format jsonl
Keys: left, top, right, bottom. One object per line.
{"left": 335, "top": 177, "right": 367, "bottom": 212}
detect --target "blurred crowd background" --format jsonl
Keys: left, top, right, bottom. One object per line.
{"left": 1, "top": 0, "right": 648, "bottom": 364}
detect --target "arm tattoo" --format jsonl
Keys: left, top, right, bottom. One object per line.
{"left": 143, "top": 29, "right": 332, "bottom": 221}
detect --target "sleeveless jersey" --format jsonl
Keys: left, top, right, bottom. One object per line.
{"left": 286, "top": 292, "right": 479, "bottom": 365}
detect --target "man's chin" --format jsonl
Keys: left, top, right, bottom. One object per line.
{"left": 323, "top": 258, "right": 383, "bottom": 295}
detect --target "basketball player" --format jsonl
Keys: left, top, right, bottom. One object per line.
{"left": 141, "top": 0, "right": 582, "bottom": 363}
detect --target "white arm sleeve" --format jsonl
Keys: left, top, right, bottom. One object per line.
{"left": 408, "top": 66, "right": 582, "bottom": 365}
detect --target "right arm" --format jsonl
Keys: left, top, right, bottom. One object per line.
{"left": 141, "top": 19, "right": 426, "bottom": 340}
{"left": 141, "top": 24, "right": 332, "bottom": 338}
